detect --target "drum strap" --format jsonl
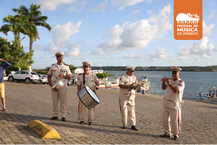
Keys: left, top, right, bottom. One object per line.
{"left": 83, "top": 73, "right": 85, "bottom": 85}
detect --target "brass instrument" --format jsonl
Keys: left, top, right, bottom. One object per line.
{"left": 129, "top": 79, "right": 143, "bottom": 91}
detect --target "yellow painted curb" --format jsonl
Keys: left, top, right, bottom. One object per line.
{"left": 28, "top": 120, "right": 61, "bottom": 139}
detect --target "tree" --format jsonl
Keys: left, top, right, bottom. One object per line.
{"left": 68, "top": 64, "right": 77, "bottom": 73}
{"left": 13, "top": 4, "right": 51, "bottom": 69}
{"left": 0, "top": 36, "right": 33, "bottom": 71}
{"left": 96, "top": 72, "right": 114, "bottom": 80}
{"left": 0, "top": 15, "right": 38, "bottom": 40}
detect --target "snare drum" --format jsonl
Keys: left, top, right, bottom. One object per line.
{"left": 52, "top": 79, "right": 65, "bottom": 92}
{"left": 77, "top": 86, "right": 100, "bottom": 109}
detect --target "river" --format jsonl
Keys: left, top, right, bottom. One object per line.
{"left": 106, "top": 71, "right": 217, "bottom": 101}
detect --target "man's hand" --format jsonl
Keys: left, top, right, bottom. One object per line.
{"left": 0, "top": 59, "right": 3, "bottom": 62}
{"left": 49, "top": 82, "right": 52, "bottom": 87}
{"left": 59, "top": 74, "right": 64, "bottom": 78}
{"left": 129, "top": 84, "right": 134, "bottom": 88}
{"left": 165, "top": 78, "right": 171, "bottom": 84}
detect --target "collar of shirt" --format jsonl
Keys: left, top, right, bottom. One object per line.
{"left": 57, "top": 64, "right": 63, "bottom": 68}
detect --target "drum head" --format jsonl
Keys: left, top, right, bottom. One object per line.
{"left": 85, "top": 86, "right": 100, "bottom": 103}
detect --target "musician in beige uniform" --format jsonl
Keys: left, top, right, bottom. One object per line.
{"left": 48, "top": 51, "right": 72, "bottom": 122}
{"left": 77, "top": 61, "right": 99, "bottom": 125}
{"left": 160, "top": 66, "right": 185, "bottom": 140}
{"left": 119, "top": 67, "right": 138, "bottom": 131}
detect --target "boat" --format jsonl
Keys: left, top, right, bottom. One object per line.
{"left": 137, "top": 76, "right": 151, "bottom": 93}
{"left": 98, "top": 77, "right": 119, "bottom": 89}
{"left": 199, "top": 87, "right": 217, "bottom": 98}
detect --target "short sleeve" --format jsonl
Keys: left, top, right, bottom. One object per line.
{"left": 176, "top": 80, "right": 185, "bottom": 92}
{"left": 48, "top": 66, "right": 53, "bottom": 75}
{"left": 94, "top": 74, "right": 99, "bottom": 83}
{"left": 119, "top": 75, "right": 124, "bottom": 85}
{"left": 76, "top": 75, "right": 81, "bottom": 85}
{"left": 66, "top": 67, "right": 72, "bottom": 75}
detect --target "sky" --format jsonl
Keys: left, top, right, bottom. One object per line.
{"left": 0, "top": 0, "right": 217, "bottom": 69}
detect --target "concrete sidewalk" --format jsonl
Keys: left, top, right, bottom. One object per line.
{"left": 0, "top": 81, "right": 217, "bottom": 144}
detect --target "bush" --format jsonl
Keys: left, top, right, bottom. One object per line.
{"left": 96, "top": 72, "right": 114, "bottom": 79}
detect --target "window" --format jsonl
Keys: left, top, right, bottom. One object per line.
{"left": 16, "top": 71, "right": 22, "bottom": 74}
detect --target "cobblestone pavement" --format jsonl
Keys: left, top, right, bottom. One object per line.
{"left": 0, "top": 81, "right": 217, "bottom": 144}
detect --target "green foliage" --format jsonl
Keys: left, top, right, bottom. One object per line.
{"left": 96, "top": 72, "right": 114, "bottom": 79}
{"left": 68, "top": 64, "right": 77, "bottom": 73}
{"left": 45, "top": 67, "right": 50, "bottom": 71}
{"left": 0, "top": 36, "right": 33, "bottom": 71}
{"left": 0, "top": 15, "right": 38, "bottom": 39}
{"left": 12, "top": 4, "right": 51, "bottom": 49}
{"left": 34, "top": 69, "right": 48, "bottom": 75}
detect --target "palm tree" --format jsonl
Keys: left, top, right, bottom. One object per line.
{"left": 0, "top": 15, "right": 38, "bottom": 41}
{"left": 13, "top": 4, "right": 51, "bottom": 70}
{"left": 0, "top": 15, "right": 36, "bottom": 71}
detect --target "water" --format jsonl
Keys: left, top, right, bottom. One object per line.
{"left": 106, "top": 71, "right": 217, "bottom": 101}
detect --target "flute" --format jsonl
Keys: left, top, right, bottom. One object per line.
{"left": 160, "top": 77, "right": 173, "bottom": 81}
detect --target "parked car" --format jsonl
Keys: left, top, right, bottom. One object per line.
{"left": 8, "top": 70, "right": 39, "bottom": 84}
{"left": 67, "top": 79, "right": 73, "bottom": 86}
{"left": 38, "top": 74, "right": 48, "bottom": 84}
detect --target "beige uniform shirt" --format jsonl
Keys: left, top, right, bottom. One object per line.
{"left": 48, "top": 63, "right": 72, "bottom": 88}
{"left": 77, "top": 72, "right": 99, "bottom": 90}
{"left": 163, "top": 78, "right": 185, "bottom": 109}
{"left": 119, "top": 74, "right": 137, "bottom": 101}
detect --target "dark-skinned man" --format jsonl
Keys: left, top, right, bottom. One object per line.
{"left": 48, "top": 51, "right": 72, "bottom": 122}
{"left": 77, "top": 61, "right": 99, "bottom": 125}
{"left": 0, "top": 58, "right": 12, "bottom": 111}
{"left": 160, "top": 66, "right": 185, "bottom": 140}
{"left": 119, "top": 67, "right": 138, "bottom": 131}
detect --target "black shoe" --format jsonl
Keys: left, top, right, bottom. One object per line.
{"left": 61, "top": 117, "right": 66, "bottom": 122}
{"left": 174, "top": 136, "right": 178, "bottom": 140}
{"left": 160, "top": 133, "right": 170, "bottom": 138}
{"left": 50, "top": 116, "right": 58, "bottom": 120}
{"left": 131, "top": 125, "right": 138, "bottom": 131}
{"left": 79, "top": 121, "right": 84, "bottom": 124}
{"left": 122, "top": 126, "right": 127, "bottom": 129}
{"left": 88, "top": 122, "right": 93, "bottom": 125}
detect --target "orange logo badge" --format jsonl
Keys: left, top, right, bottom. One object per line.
{"left": 174, "top": 0, "right": 203, "bottom": 40}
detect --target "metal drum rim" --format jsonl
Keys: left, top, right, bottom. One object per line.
{"left": 77, "top": 86, "right": 100, "bottom": 110}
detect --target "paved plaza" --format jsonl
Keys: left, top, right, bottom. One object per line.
{"left": 0, "top": 82, "right": 217, "bottom": 144}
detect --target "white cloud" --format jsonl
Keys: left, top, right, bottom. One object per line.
{"left": 177, "top": 36, "right": 215, "bottom": 60}
{"left": 43, "top": 21, "right": 82, "bottom": 56}
{"left": 53, "top": 21, "right": 82, "bottom": 47}
{"left": 208, "top": 10, "right": 217, "bottom": 20}
{"left": 45, "top": 40, "right": 59, "bottom": 53}
{"left": 92, "top": 4, "right": 172, "bottom": 56}
{"left": 67, "top": 6, "right": 78, "bottom": 12}
{"left": 123, "top": 53, "right": 145, "bottom": 59}
{"left": 89, "top": 0, "right": 108, "bottom": 12}
{"left": 146, "top": 47, "right": 168, "bottom": 61}
{"left": 111, "top": 0, "right": 152, "bottom": 10}
{"left": 132, "top": 10, "right": 140, "bottom": 16}
{"left": 203, "top": 21, "right": 215, "bottom": 36}
{"left": 38, "top": 0, "right": 76, "bottom": 11}
{"left": 65, "top": 45, "right": 80, "bottom": 57}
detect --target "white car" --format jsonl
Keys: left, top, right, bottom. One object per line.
{"left": 38, "top": 74, "right": 48, "bottom": 84}
{"left": 8, "top": 70, "right": 39, "bottom": 84}
{"left": 67, "top": 79, "right": 73, "bottom": 86}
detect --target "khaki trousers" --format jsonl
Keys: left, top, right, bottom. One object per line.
{"left": 162, "top": 106, "right": 181, "bottom": 136}
{"left": 51, "top": 88, "right": 67, "bottom": 118}
{"left": 78, "top": 101, "right": 94, "bottom": 122}
{"left": 120, "top": 100, "right": 136, "bottom": 126}
{"left": 0, "top": 83, "right": 5, "bottom": 98}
